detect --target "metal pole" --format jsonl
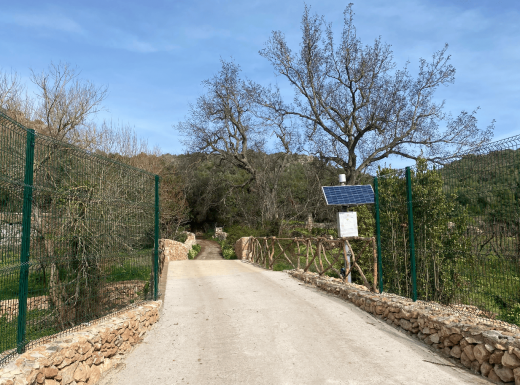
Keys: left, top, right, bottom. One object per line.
{"left": 405, "top": 167, "right": 417, "bottom": 302}
{"left": 17, "top": 129, "right": 35, "bottom": 354}
{"left": 374, "top": 177, "right": 383, "bottom": 293}
{"left": 154, "top": 175, "right": 160, "bottom": 301}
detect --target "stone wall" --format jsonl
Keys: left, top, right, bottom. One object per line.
{"left": 234, "top": 237, "right": 252, "bottom": 260}
{"left": 158, "top": 232, "right": 196, "bottom": 266}
{"left": 0, "top": 301, "right": 161, "bottom": 385}
{"left": 288, "top": 270, "right": 520, "bottom": 384}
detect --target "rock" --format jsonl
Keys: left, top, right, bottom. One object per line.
{"left": 449, "top": 334, "right": 463, "bottom": 344}
{"left": 443, "top": 339, "right": 454, "bottom": 348}
{"left": 40, "top": 358, "right": 51, "bottom": 367}
{"left": 490, "top": 350, "right": 505, "bottom": 364}
{"left": 61, "top": 361, "right": 79, "bottom": 385}
{"left": 460, "top": 352, "right": 472, "bottom": 368}
{"left": 87, "top": 365, "right": 102, "bottom": 385}
{"left": 471, "top": 360, "right": 481, "bottom": 374}
{"left": 400, "top": 319, "right": 412, "bottom": 331}
{"left": 494, "top": 364, "right": 514, "bottom": 382}
{"left": 52, "top": 353, "right": 64, "bottom": 367}
{"left": 513, "top": 348, "right": 520, "bottom": 361}
{"left": 481, "top": 361, "right": 493, "bottom": 377}
{"left": 463, "top": 345, "right": 476, "bottom": 361}
{"left": 42, "top": 366, "right": 58, "bottom": 378}
{"left": 465, "top": 335, "right": 483, "bottom": 344}
{"left": 442, "top": 347, "right": 451, "bottom": 357}
{"left": 474, "top": 344, "right": 491, "bottom": 364}
{"left": 422, "top": 327, "right": 431, "bottom": 335}
{"left": 44, "top": 380, "right": 58, "bottom": 385}
{"left": 430, "top": 333, "right": 440, "bottom": 344}
{"left": 487, "top": 369, "right": 501, "bottom": 383}
{"left": 502, "top": 352, "right": 520, "bottom": 369}
{"left": 513, "top": 367, "right": 520, "bottom": 384}
{"left": 92, "top": 352, "right": 104, "bottom": 365}
{"left": 450, "top": 345, "right": 462, "bottom": 359}
{"left": 460, "top": 339, "right": 469, "bottom": 350}
{"left": 36, "top": 372, "right": 45, "bottom": 384}
{"left": 485, "top": 344, "right": 496, "bottom": 353}
{"left": 73, "top": 363, "right": 91, "bottom": 383}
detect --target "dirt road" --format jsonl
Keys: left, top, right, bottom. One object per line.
{"left": 103, "top": 260, "right": 487, "bottom": 385}
{"left": 195, "top": 238, "right": 223, "bottom": 260}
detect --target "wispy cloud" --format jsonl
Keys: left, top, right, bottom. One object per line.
{"left": 7, "top": 11, "right": 85, "bottom": 34}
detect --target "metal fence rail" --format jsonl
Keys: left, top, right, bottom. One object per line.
{"left": 0, "top": 110, "right": 160, "bottom": 363}
{"left": 374, "top": 136, "right": 520, "bottom": 325}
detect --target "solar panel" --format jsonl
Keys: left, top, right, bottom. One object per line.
{"left": 322, "top": 185, "right": 374, "bottom": 206}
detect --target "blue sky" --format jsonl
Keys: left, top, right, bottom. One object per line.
{"left": 1, "top": 0, "right": 519, "bottom": 166}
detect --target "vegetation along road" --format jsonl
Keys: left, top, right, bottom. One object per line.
{"left": 101, "top": 260, "right": 487, "bottom": 384}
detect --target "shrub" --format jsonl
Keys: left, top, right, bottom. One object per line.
{"left": 188, "top": 244, "right": 201, "bottom": 259}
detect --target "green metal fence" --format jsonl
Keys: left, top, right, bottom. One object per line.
{"left": 0, "top": 110, "right": 160, "bottom": 363}
{"left": 374, "top": 135, "right": 520, "bottom": 325}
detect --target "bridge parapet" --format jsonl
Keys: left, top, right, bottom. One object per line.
{"left": 236, "top": 236, "right": 378, "bottom": 292}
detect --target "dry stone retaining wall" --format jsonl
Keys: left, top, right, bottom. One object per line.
{"left": 289, "top": 270, "right": 520, "bottom": 384}
{"left": 158, "top": 232, "right": 196, "bottom": 266}
{"left": 0, "top": 301, "right": 161, "bottom": 385}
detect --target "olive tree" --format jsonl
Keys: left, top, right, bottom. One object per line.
{"left": 259, "top": 4, "right": 494, "bottom": 184}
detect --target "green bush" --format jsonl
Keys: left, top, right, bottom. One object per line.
{"left": 217, "top": 240, "right": 236, "bottom": 259}
{"left": 188, "top": 244, "right": 201, "bottom": 259}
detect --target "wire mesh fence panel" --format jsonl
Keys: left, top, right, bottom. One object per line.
{"left": 0, "top": 110, "right": 158, "bottom": 362}
{"left": 377, "top": 168, "right": 412, "bottom": 298}
{"left": 439, "top": 139, "right": 520, "bottom": 323}
{"left": 377, "top": 137, "right": 520, "bottom": 326}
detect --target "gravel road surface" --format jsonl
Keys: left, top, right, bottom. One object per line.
{"left": 103, "top": 260, "right": 489, "bottom": 385}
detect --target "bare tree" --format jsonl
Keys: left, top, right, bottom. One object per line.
{"left": 176, "top": 59, "right": 264, "bottom": 187}
{"left": 0, "top": 68, "right": 34, "bottom": 122}
{"left": 175, "top": 59, "right": 299, "bottom": 223}
{"left": 259, "top": 4, "right": 494, "bottom": 184}
{"left": 30, "top": 62, "right": 107, "bottom": 142}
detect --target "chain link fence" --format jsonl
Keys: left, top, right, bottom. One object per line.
{"left": 0, "top": 110, "right": 160, "bottom": 364}
{"left": 374, "top": 136, "right": 520, "bottom": 326}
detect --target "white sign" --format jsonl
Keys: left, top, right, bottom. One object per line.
{"left": 337, "top": 212, "right": 358, "bottom": 237}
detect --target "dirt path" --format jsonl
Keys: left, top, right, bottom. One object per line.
{"left": 103, "top": 260, "right": 487, "bottom": 385}
{"left": 194, "top": 238, "right": 223, "bottom": 260}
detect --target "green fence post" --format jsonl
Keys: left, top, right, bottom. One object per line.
{"left": 17, "top": 129, "right": 35, "bottom": 354}
{"left": 373, "top": 177, "right": 383, "bottom": 293}
{"left": 405, "top": 167, "right": 417, "bottom": 302}
{"left": 154, "top": 175, "right": 160, "bottom": 301}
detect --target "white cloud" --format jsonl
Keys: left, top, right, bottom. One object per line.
{"left": 9, "top": 12, "right": 85, "bottom": 34}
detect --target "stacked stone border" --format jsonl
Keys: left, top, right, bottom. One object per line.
{"left": 0, "top": 301, "right": 161, "bottom": 385}
{"left": 288, "top": 270, "right": 520, "bottom": 384}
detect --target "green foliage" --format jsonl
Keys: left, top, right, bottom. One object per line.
{"left": 219, "top": 242, "right": 236, "bottom": 260}
{"left": 107, "top": 261, "right": 151, "bottom": 282}
{"left": 188, "top": 244, "right": 201, "bottom": 260}
{"left": 0, "top": 308, "right": 58, "bottom": 353}
{"left": 174, "top": 232, "right": 188, "bottom": 243}
{"left": 378, "top": 159, "right": 470, "bottom": 302}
